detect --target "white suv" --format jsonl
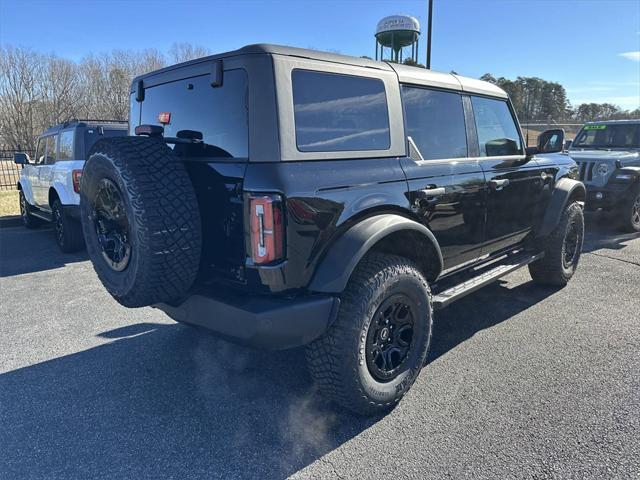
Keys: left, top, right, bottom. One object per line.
{"left": 14, "top": 120, "right": 127, "bottom": 252}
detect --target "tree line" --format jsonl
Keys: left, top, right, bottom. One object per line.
{"left": 1, "top": 45, "right": 638, "bottom": 151}
{"left": 0, "top": 44, "right": 210, "bottom": 151}
{"left": 479, "top": 73, "right": 639, "bottom": 123}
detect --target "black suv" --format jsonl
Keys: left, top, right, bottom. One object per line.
{"left": 80, "top": 45, "right": 586, "bottom": 415}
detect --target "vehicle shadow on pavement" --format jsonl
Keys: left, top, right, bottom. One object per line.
{"left": 0, "top": 322, "right": 379, "bottom": 479}
{"left": 429, "top": 279, "right": 558, "bottom": 363}
{"left": 582, "top": 217, "right": 639, "bottom": 254}
{"left": 0, "top": 281, "right": 560, "bottom": 479}
{"left": 0, "top": 226, "right": 87, "bottom": 277}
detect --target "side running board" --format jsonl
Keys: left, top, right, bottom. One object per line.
{"left": 432, "top": 251, "right": 544, "bottom": 310}
{"left": 30, "top": 209, "right": 53, "bottom": 223}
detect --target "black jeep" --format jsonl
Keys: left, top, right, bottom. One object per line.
{"left": 80, "top": 45, "right": 585, "bottom": 415}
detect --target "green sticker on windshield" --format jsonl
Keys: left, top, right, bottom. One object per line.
{"left": 584, "top": 125, "right": 607, "bottom": 130}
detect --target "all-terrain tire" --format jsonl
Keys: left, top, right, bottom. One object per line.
{"left": 80, "top": 137, "right": 201, "bottom": 307}
{"left": 306, "top": 253, "right": 433, "bottom": 416}
{"left": 529, "top": 201, "right": 584, "bottom": 286}
{"left": 19, "top": 190, "right": 41, "bottom": 229}
{"left": 617, "top": 186, "right": 640, "bottom": 233}
{"left": 52, "top": 199, "right": 84, "bottom": 253}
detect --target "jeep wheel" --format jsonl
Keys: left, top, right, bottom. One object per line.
{"left": 80, "top": 137, "right": 201, "bottom": 307}
{"left": 306, "top": 253, "right": 433, "bottom": 416}
{"left": 618, "top": 187, "right": 640, "bottom": 233}
{"left": 52, "top": 200, "right": 84, "bottom": 253}
{"left": 529, "top": 201, "right": 584, "bottom": 286}
{"left": 19, "top": 190, "right": 40, "bottom": 229}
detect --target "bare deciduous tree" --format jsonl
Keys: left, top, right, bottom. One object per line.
{"left": 0, "top": 45, "right": 177, "bottom": 149}
{"left": 168, "top": 42, "right": 211, "bottom": 63}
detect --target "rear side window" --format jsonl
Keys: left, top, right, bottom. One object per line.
{"left": 401, "top": 86, "right": 467, "bottom": 160}
{"left": 139, "top": 69, "right": 248, "bottom": 159}
{"left": 471, "top": 97, "right": 522, "bottom": 157}
{"left": 292, "top": 70, "right": 390, "bottom": 152}
{"left": 58, "top": 130, "right": 74, "bottom": 160}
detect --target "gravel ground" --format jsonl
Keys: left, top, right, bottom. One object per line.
{"left": 0, "top": 218, "right": 638, "bottom": 479}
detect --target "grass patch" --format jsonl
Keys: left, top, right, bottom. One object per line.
{"left": 0, "top": 190, "right": 20, "bottom": 217}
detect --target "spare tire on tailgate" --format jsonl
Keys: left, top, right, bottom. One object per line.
{"left": 80, "top": 136, "right": 202, "bottom": 307}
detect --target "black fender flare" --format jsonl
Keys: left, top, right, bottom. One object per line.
{"left": 537, "top": 178, "right": 586, "bottom": 238}
{"left": 308, "top": 214, "right": 444, "bottom": 293}
{"left": 616, "top": 167, "right": 640, "bottom": 189}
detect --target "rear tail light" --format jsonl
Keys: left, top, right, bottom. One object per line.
{"left": 72, "top": 169, "right": 82, "bottom": 193}
{"left": 249, "top": 194, "right": 284, "bottom": 265}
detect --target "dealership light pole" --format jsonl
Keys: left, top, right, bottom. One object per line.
{"left": 426, "top": 0, "right": 433, "bottom": 69}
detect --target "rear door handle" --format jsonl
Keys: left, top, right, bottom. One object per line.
{"left": 489, "top": 179, "right": 510, "bottom": 190}
{"left": 419, "top": 187, "right": 446, "bottom": 197}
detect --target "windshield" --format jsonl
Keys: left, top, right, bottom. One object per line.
{"left": 573, "top": 124, "right": 640, "bottom": 149}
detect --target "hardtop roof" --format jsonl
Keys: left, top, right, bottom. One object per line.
{"left": 131, "top": 43, "right": 507, "bottom": 99}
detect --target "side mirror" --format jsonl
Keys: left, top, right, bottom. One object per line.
{"left": 13, "top": 152, "right": 30, "bottom": 165}
{"left": 537, "top": 129, "right": 565, "bottom": 154}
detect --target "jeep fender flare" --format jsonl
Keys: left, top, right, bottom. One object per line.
{"left": 537, "top": 178, "right": 586, "bottom": 238}
{"left": 617, "top": 167, "right": 640, "bottom": 189}
{"left": 309, "top": 214, "right": 444, "bottom": 293}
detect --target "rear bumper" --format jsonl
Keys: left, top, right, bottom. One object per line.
{"left": 154, "top": 291, "right": 339, "bottom": 350}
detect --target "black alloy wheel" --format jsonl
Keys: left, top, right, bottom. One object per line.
{"left": 19, "top": 191, "right": 28, "bottom": 219}
{"left": 631, "top": 193, "right": 640, "bottom": 229}
{"left": 92, "top": 178, "right": 131, "bottom": 271}
{"left": 366, "top": 295, "right": 416, "bottom": 382}
{"left": 562, "top": 219, "right": 580, "bottom": 269}
{"left": 53, "top": 202, "right": 65, "bottom": 246}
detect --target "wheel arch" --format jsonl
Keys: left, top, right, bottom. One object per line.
{"left": 308, "top": 214, "right": 444, "bottom": 293}
{"left": 48, "top": 186, "right": 61, "bottom": 207}
{"left": 536, "top": 178, "right": 586, "bottom": 238}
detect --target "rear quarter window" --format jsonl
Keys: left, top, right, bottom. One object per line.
{"left": 292, "top": 70, "right": 390, "bottom": 152}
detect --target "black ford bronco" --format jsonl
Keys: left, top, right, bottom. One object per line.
{"left": 80, "top": 45, "right": 586, "bottom": 415}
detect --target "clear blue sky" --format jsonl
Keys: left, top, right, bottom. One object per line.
{"left": 1, "top": 0, "right": 639, "bottom": 109}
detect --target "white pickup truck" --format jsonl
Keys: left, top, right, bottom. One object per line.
{"left": 14, "top": 120, "right": 127, "bottom": 252}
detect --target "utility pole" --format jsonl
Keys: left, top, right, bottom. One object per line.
{"left": 426, "top": 0, "right": 433, "bottom": 69}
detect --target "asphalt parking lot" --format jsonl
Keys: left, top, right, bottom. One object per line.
{"left": 0, "top": 217, "right": 638, "bottom": 480}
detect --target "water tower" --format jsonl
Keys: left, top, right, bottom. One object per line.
{"left": 375, "top": 15, "right": 420, "bottom": 63}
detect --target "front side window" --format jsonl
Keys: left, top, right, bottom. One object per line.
{"left": 401, "top": 86, "right": 467, "bottom": 160}
{"left": 139, "top": 69, "right": 248, "bottom": 158}
{"left": 35, "top": 138, "right": 45, "bottom": 164}
{"left": 471, "top": 97, "right": 522, "bottom": 157}
{"left": 292, "top": 70, "right": 390, "bottom": 152}
{"left": 58, "top": 130, "right": 74, "bottom": 160}
{"left": 44, "top": 135, "right": 57, "bottom": 164}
